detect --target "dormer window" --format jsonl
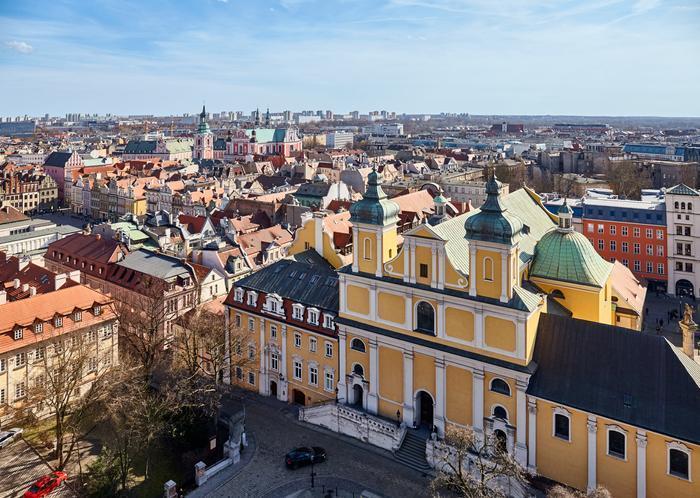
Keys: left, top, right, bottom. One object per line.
{"left": 74, "top": 311, "right": 82, "bottom": 322}
{"left": 234, "top": 287, "right": 244, "bottom": 302}
{"left": 292, "top": 303, "right": 305, "bottom": 320}
{"left": 308, "top": 308, "right": 320, "bottom": 326}
{"left": 34, "top": 322, "right": 43, "bottom": 334}
{"left": 247, "top": 291, "right": 258, "bottom": 307}
{"left": 323, "top": 313, "right": 335, "bottom": 329}
{"left": 93, "top": 305, "right": 102, "bottom": 316}
{"left": 14, "top": 328, "right": 23, "bottom": 340}
{"left": 264, "top": 294, "right": 283, "bottom": 315}
{"left": 54, "top": 316, "right": 63, "bottom": 328}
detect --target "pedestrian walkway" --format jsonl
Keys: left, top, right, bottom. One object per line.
{"left": 186, "top": 433, "right": 257, "bottom": 498}
{"left": 262, "top": 476, "right": 384, "bottom": 498}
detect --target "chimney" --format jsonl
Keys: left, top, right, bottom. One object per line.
{"left": 312, "top": 211, "right": 326, "bottom": 256}
{"left": 0, "top": 290, "right": 6, "bottom": 305}
{"left": 13, "top": 278, "right": 20, "bottom": 289}
{"left": 29, "top": 286, "right": 37, "bottom": 296}
{"left": 55, "top": 272, "right": 68, "bottom": 290}
{"left": 22, "top": 283, "right": 29, "bottom": 292}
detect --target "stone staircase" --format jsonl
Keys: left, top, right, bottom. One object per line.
{"left": 394, "top": 429, "right": 432, "bottom": 473}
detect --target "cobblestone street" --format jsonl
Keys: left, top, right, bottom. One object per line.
{"left": 200, "top": 390, "right": 431, "bottom": 498}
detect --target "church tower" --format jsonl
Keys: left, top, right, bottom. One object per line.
{"left": 194, "top": 105, "right": 214, "bottom": 160}
{"left": 349, "top": 167, "right": 400, "bottom": 277}
{"left": 465, "top": 174, "right": 523, "bottom": 302}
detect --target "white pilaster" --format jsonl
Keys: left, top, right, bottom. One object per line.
{"left": 368, "top": 338, "right": 379, "bottom": 414}
{"left": 469, "top": 245, "right": 477, "bottom": 296}
{"left": 404, "top": 294, "right": 413, "bottom": 329}
{"left": 337, "top": 329, "right": 347, "bottom": 403}
{"left": 280, "top": 325, "right": 288, "bottom": 401}
{"left": 516, "top": 317, "right": 526, "bottom": 359}
{"left": 431, "top": 246, "right": 437, "bottom": 288}
{"left": 437, "top": 246, "right": 445, "bottom": 290}
{"left": 472, "top": 368, "right": 484, "bottom": 438}
{"left": 369, "top": 284, "right": 377, "bottom": 321}
{"left": 437, "top": 301, "right": 446, "bottom": 338}
{"left": 587, "top": 415, "right": 598, "bottom": 493}
{"left": 402, "top": 350, "right": 414, "bottom": 425}
{"left": 475, "top": 309, "right": 484, "bottom": 348}
{"left": 434, "top": 357, "right": 446, "bottom": 436}
{"left": 338, "top": 278, "right": 346, "bottom": 313}
{"left": 636, "top": 431, "right": 647, "bottom": 498}
{"left": 500, "top": 250, "right": 508, "bottom": 303}
{"left": 352, "top": 227, "right": 359, "bottom": 272}
{"left": 527, "top": 397, "right": 537, "bottom": 473}
{"left": 376, "top": 229, "right": 383, "bottom": 278}
{"left": 514, "top": 379, "right": 528, "bottom": 466}
{"left": 409, "top": 241, "right": 417, "bottom": 284}
{"left": 403, "top": 239, "right": 410, "bottom": 282}
{"left": 259, "top": 318, "right": 267, "bottom": 396}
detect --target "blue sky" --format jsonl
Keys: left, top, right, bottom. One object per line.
{"left": 1, "top": 0, "right": 699, "bottom": 117}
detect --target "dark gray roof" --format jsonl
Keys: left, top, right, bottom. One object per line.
{"left": 236, "top": 250, "right": 339, "bottom": 311}
{"left": 124, "top": 140, "right": 157, "bottom": 154}
{"left": 528, "top": 314, "right": 700, "bottom": 444}
{"left": 294, "top": 182, "right": 331, "bottom": 198}
{"left": 116, "top": 249, "right": 191, "bottom": 280}
{"left": 44, "top": 151, "right": 74, "bottom": 167}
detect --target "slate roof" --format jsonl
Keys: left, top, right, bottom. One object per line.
{"left": 116, "top": 249, "right": 191, "bottom": 281}
{"left": 43, "top": 151, "right": 74, "bottom": 168}
{"left": 230, "top": 250, "right": 339, "bottom": 311}
{"left": 667, "top": 184, "right": 700, "bottom": 196}
{"left": 528, "top": 314, "right": 700, "bottom": 444}
{"left": 124, "top": 140, "right": 157, "bottom": 154}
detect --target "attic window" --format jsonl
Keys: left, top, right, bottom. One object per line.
{"left": 54, "top": 316, "right": 63, "bottom": 328}
{"left": 522, "top": 225, "right": 530, "bottom": 235}
{"left": 234, "top": 288, "right": 244, "bottom": 302}
{"left": 14, "top": 328, "right": 23, "bottom": 340}
{"left": 93, "top": 305, "right": 102, "bottom": 316}
{"left": 551, "top": 289, "right": 565, "bottom": 299}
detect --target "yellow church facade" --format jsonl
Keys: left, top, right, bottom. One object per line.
{"left": 333, "top": 171, "right": 700, "bottom": 498}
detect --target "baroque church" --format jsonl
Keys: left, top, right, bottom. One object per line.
{"left": 193, "top": 106, "right": 302, "bottom": 161}
{"left": 225, "top": 169, "right": 700, "bottom": 498}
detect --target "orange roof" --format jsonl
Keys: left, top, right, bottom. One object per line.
{"left": 0, "top": 205, "right": 29, "bottom": 225}
{"left": 0, "top": 285, "right": 114, "bottom": 354}
{"left": 391, "top": 190, "right": 434, "bottom": 214}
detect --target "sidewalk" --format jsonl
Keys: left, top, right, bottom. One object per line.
{"left": 186, "top": 433, "right": 258, "bottom": 498}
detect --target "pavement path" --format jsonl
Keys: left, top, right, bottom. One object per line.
{"left": 194, "top": 391, "right": 431, "bottom": 498}
{"left": 0, "top": 438, "right": 74, "bottom": 498}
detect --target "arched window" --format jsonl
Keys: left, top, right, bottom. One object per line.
{"left": 483, "top": 257, "right": 494, "bottom": 282}
{"left": 492, "top": 405, "right": 508, "bottom": 420}
{"left": 550, "top": 289, "right": 565, "bottom": 299}
{"left": 352, "top": 363, "right": 364, "bottom": 377}
{"left": 668, "top": 445, "right": 690, "bottom": 480}
{"left": 689, "top": 203, "right": 693, "bottom": 211}
{"left": 681, "top": 202, "right": 686, "bottom": 210}
{"left": 607, "top": 427, "right": 626, "bottom": 459}
{"left": 350, "top": 338, "right": 366, "bottom": 353}
{"left": 415, "top": 301, "right": 435, "bottom": 334}
{"left": 490, "top": 378, "right": 511, "bottom": 396}
{"left": 363, "top": 237, "right": 372, "bottom": 260}
{"left": 553, "top": 411, "right": 571, "bottom": 441}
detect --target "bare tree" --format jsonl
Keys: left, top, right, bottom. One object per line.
{"left": 116, "top": 276, "right": 175, "bottom": 381}
{"left": 431, "top": 426, "right": 526, "bottom": 498}
{"left": 605, "top": 159, "right": 650, "bottom": 199}
{"left": 21, "top": 324, "right": 115, "bottom": 470}
{"left": 547, "top": 484, "right": 612, "bottom": 498}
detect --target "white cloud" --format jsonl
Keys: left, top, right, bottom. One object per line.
{"left": 5, "top": 40, "right": 33, "bottom": 54}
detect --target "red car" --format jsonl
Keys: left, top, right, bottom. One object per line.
{"left": 24, "top": 471, "right": 67, "bottom": 498}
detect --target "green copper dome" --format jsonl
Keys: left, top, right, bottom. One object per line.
{"left": 465, "top": 174, "right": 523, "bottom": 245}
{"left": 349, "top": 168, "right": 400, "bottom": 226}
{"left": 530, "top": 228, "right": 612, "bottom": 287}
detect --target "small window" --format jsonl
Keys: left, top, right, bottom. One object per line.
{"left": 13, "top": 328, "right": 23, "bottom": 341}
{"left": 34, "top": 322, "right": 43, "bottom": 334}
{"left": 363, "top": 237, "right": 372, "bottom": 260}
{"left": 93, "top": 305, "right": 102, "bottom": 316}
{"left": 323, "top": 314, "right": 335, "bottom": 329}
{"left": 54, "top": 316, "right": 63, "bottom": 328}
{"left": 309, "top": 337, "right": 317, "bottom": 353}
{"left": 607, "top": 428, "right": 626, "bottom": 459}
{"left": 74, "top": 311, "right": 82, "bottom": 322}
{"left": 490, "top": 378, "right": 511, "bottom": 396}
{"left": 669, "top": 447, "right": 690, "bottom": 480}
{"left": 483, "top": 257, "right": 494, "bottom": 281}
{"left": 492, "top": 405, "right": 507, "bottom": 420}
{"left": 294, "top": 333, "right": 302, "bottom": 348}
{"left": 270, "top": 324, "right": 277, "bottom": 339}
{"left": 554, "top": 413, "right": 570, "bottom": 441}
{"left": 293, "top": 360, "right": 302, "bottom": 380}
{"left": 248, "top": 318, "right": 255, "bottom": 331}
{"left": 350, "top": 338, "right": 366, "bottom": 352}
{"left": 236, "top": 367, "right": 243, "bottom": 380}
{"left": 353, "top": 363, "right": 364, "bottom": 376}
{"left": 325, "top": 342, "right": 333, "bottom": 358}
{"left": 248, "top": 372, "right": 255, "bottom": 385}
{"left": 419, "top": 263, "right": 428, "bottom": 278}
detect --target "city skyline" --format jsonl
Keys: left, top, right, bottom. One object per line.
{"left": 2, "top": 0, "right": 700, "bottom": 117}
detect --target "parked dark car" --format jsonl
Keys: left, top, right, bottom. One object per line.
{"left": 285, "top": 446, "right": 327, "bottom": 469}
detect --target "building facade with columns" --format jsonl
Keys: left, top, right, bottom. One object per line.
{"left": 333, "top": 170, "right": 700, "bottom": 498}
